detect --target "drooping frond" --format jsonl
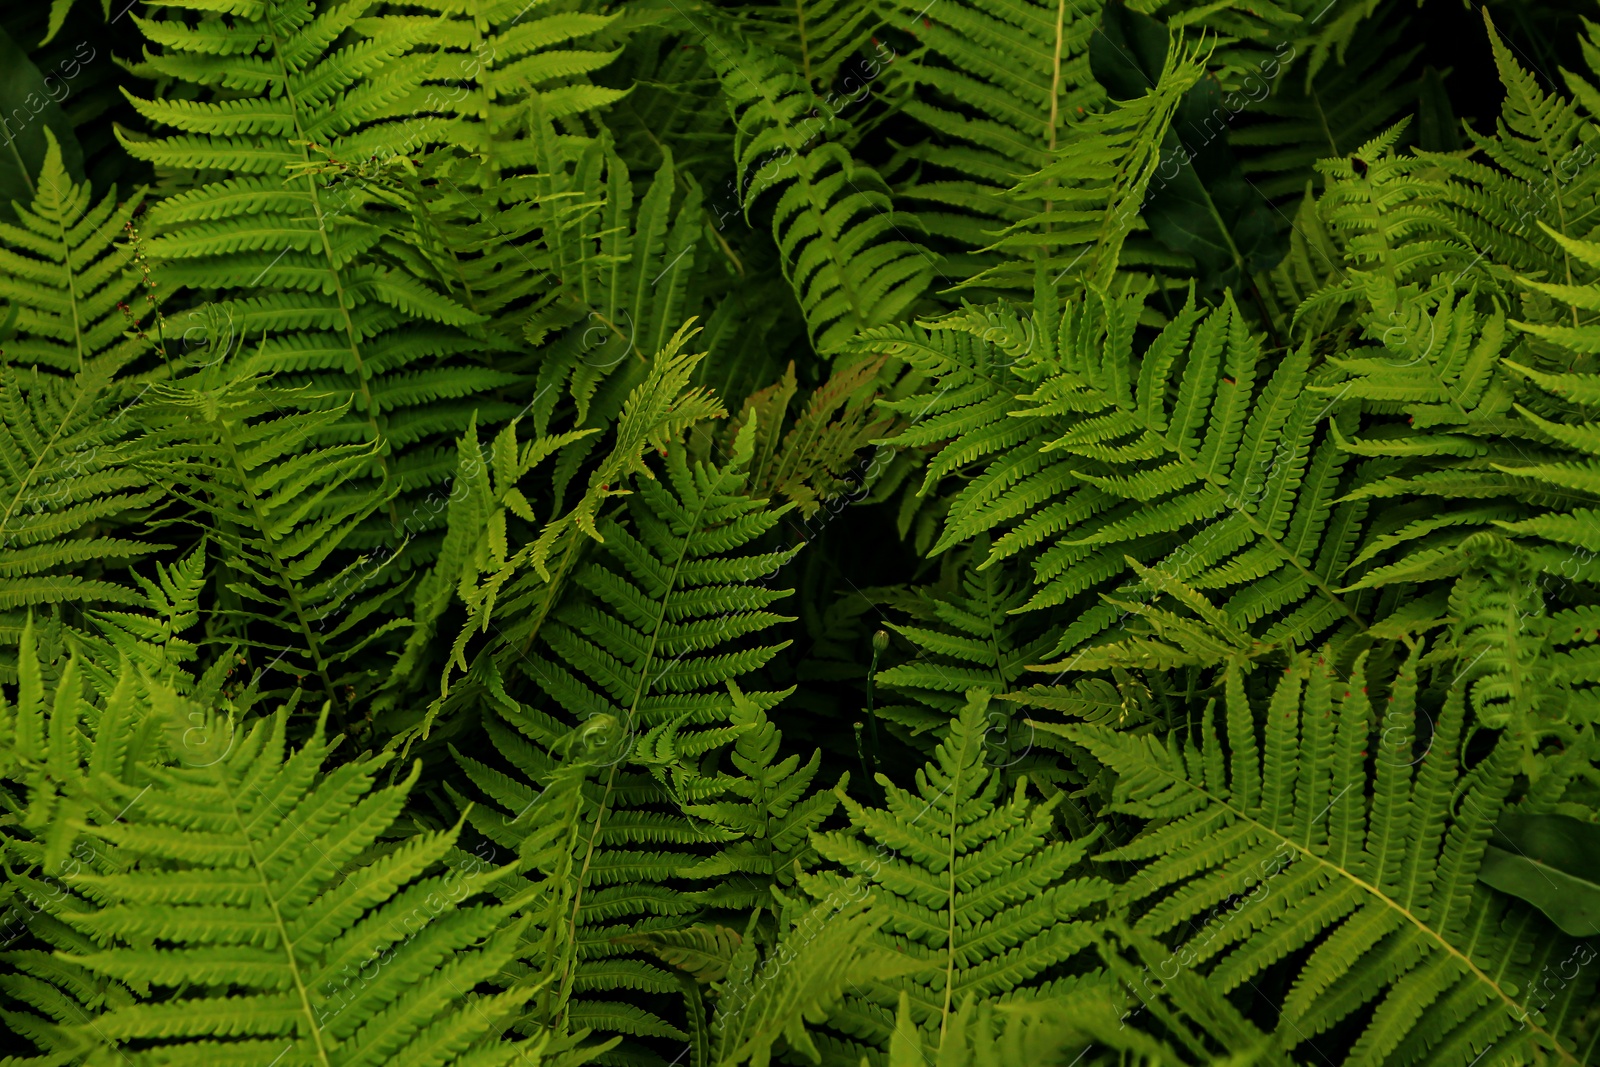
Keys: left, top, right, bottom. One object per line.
{"left": 709, "top": 32, "right": 937, "bottom": 353}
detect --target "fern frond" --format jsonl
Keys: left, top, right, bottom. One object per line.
{"left": 870, "top": 279, "right": 1369, "bottom": 664}
{"left": 872, "top": 542, "right": 1066, "bottom": 792}
{"left": 0, "top": 362, "right": 166, "bottom": 675}
{"left": 0, "top": 131, "right": 152, "bottom": 376}
{"left": 1423, "top": 10, "right": 1600, "bottom": 303}
{"left": 53, "top": 701, "right": 547, "bottom": 1067}
{"left": 973, "top": 34, "right": 1210, "bottom": 294}
{"left": 800, "top": 698, "right": 1112, "bottom": 1054}
{"left": 709, "top": 32, "right": 937, "bottom": 352}
{"left": 1049, "top": 645, "right": 1597, "bottom": 1064}
{"left": 717, "top": 0, "right": 884, "bottom": 91}
{"left": 676, "top": 681, "right": 843, "bottom": 915}
{"left": 137, "top": 354, "right": 409, "bottom": 725}
{"left": 719, "top": 356, "right": 895, "bottom": 518}
{"left": 124, "top": 0, "right": 520, "bottom": 549}
{"left": 452, "top": 413, "right": 804, "bottom": 1055}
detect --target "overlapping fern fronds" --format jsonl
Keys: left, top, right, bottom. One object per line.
{"left": 451, "top": 415, "right": 805, "bottom": 1058}
{"left": 4, "top": 2, "right": 1600, "bottom": 1066}
{"left": 872, "top": 278, "right": 1371, "bottom": 666}
{"left": 123, "top": 0, "right": 520, "bottom": 549}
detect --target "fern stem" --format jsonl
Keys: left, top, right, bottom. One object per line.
{"left": 852, "top": 721, "right": 874, "bottom": 794}
{"left": 1043, "top": 0, "right": 1068, "bottom": 221}
{"left": 865, "top": 631, "right": 885, "bottom": 777}
{"left": 794, "top": 0, "right": 812, "bottom": 83}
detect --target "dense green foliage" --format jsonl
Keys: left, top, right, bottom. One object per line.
{"left": 1, "top": 0, "right": 1599, "bottom": 1064}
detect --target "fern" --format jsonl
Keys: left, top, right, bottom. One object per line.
{"left": 435, "top": 325, "right": 728, "bottom": 703}
{"left": 971, "top": 34, "right": 1211, "bottom": 295}
{"left": 1328, "top": 225, "right": 1600, "bottom": 595}
{"left": 78, "top": 544, "right": 209, "bottom": 698}
{"left": 716, "top": 0, "right": 885, "bottom": 91}
{"left": 1045, "top": 644, "right": 1599, "bottom": 1064}
{"left": 372, "top": 0, "right": 627, "bottom": 172}
{"left": 716, "top": 355, "right": 895, "bottom": 519}
{"left": 0, "top": 361, "right": 166, "bottom": 675}
{"left": 708, "top": 894, "right": 916, "bottom": 1067}
{"left": 0, "top": 625, "right": 160, "bottom": 1067}
{"left": 1293, "top": 121, "right": 1479, "bottom": 337}
{"left": 124, "top": 0, "right": 520, "bottom": 547}
{"left": 882, "top": 926, "right": 1286, "bottom": 1067}
{"left": 1424, "top": 11, "right": 1600, "bottom": 308}
{"left": 137, "top": 350, "right": 409, "bottom": 727}
{"left": 516, "top": 125, "right": 708, "bottom": 434}
{"left": 1232, "top": 11, "right": 1425, "bottom": 203}
{"left": 871, "top": 279, "right": 1371, "bottom": 665}
{"left": 871, "top": 541, "right": 1061, "bottom": 787}
{"left": 875, "top": 0, "right": 1110, "bottom": 276}
{"left": 675, "top": 682, "right": 843, "bottom": 916}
